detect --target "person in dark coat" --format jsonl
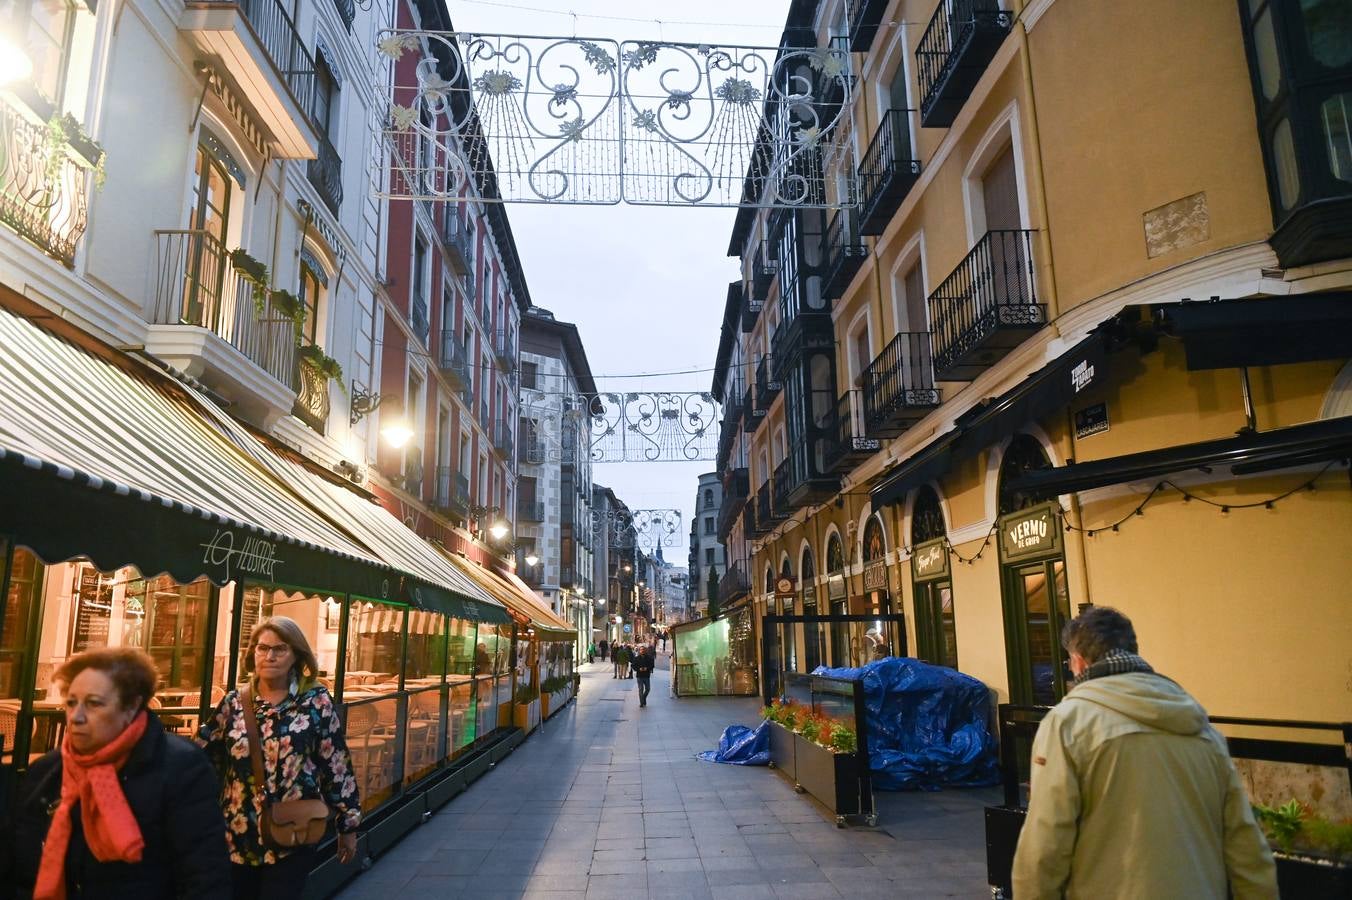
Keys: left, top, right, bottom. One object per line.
{"left": 2, "top": 647, "right": 230, "bottom": 900}
{"left": 631, "top": 645, "right": 656, "bottom": 707}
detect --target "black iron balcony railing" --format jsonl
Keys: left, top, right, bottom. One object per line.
{"left": 783, "top": 437, "right": 839, "bottom": 509}
{"left": 717, "top": 395, "right": 743, "bottom": 470}
{"left": 517, "top": 497, "right": 545, "bottom": 522}
{"left": 492, "top": 421, "right": 513, "bottom": 460}
{"left": 435, "top": 467, "right": 470, "bottom": 515}
{"left": 151, "top": 229, "right": 297, "bottom": 387}
{"left": 307, "top": 131, "right": 343, "bottom": 214}
{"left": 752, "top": 256, "right": 777, "bottom": 309}
{"left": 756, "top": 355, "right": 782, "bottom": 406}
{"left": 821, "top": 207, "right": 869, "bottom": 299}
{"left": 750, "top": 484, "right": 772, "bottom": 535}
{"left": 929, "top": 229, "right": 1046, "bottom": 380}
{"left": 772, "top": 458, "right": 792, "bottom": 518}
{"left": 770, "top": 312, "right": 833, "bottom": 384}
{"left": 492, "top": 328, "right": 514, "bottom": 370}
{"left": 717, "top": 467, "right": 751, "bottom": 541}
{"left": 729, "top": 281, "right": 756, "bottom": 334}
{"left": 848, "top": 0, "right": 889, "bottom": 52}
{"left": 518, "top": 433, "right": 544, "bottom": 465}
{"left": 293, "top": 350, "right": 330, "bottom": 432}
{"left": 742, "top": 385, "right": 762, "bottom": 433}
{"left": 824, "top": 391, "right": 881, "bottom": 474}
{"left": 862, "top": 331, "right": 941, "bottom": 437}
{"left": 444, "top": 212, "right": 473, "bottom": 274}
{"left": 209, "top": 0, "right": 316, "bottom": 121}
{"left": 858, "top": 109, "right": 921, "bottom": 236}
{"left": 916, "top": 0, "right": 1014, "bottom": 128}
{"left": 439, "top": 330, "right": 469, "bottom": 385}
{"left": 330, "top": 0, "right": 355, "bottom": 31}
{"left": 718, "top": 564, "right": 751, "bottom": 605}
{"left": 0, "top": 97, "right": 91, "bottom": 266}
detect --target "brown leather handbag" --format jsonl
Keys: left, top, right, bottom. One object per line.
{"left": 240, "top": 683, "right": 331, "bottom": 850}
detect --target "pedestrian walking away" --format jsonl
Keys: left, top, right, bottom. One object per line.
{"left": 3, "top": 647, "right": 232, "bottom": 900}
{"left": 612, "top": 643, "right": 624, "bottom": 678}
{"left": 632, "top": 644, "right": 656, "bottom": 707}
{"left": 598, "top": 639, "right": 609, "bottom": 661}
{"left": 198, "top": 617, "right": 363, "bottom": 900}
{"left": 1012, "top": 606, "right": 1277, "bottom": 899}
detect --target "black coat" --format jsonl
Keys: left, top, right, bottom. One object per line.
{"left": 632, "top": 651, "right": 656, "bottom": 677}
{"left": 1, "top": 713, "right": 231, "bottom": 900}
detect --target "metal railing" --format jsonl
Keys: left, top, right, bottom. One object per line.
{"left": 821, "top": 206, "right": 868, "bottom": 299}
{"left": 929, "top": 230, "right": 1043, "bottom": 376}
{"left": 492, "top": 329, "right": 514, "bottom": 370}
{"left": 518, "top": 434, "right": 544, "bottom": 464}
{"left": 772, "top": 458, "right": 792, "bottom": 517}
{"left": 861, "top": 331, "right": 940, "bottom": 432}
{"left": 438, "top": 330, "right": 469, "bottom": 384}
{"left": 307, "top": 131, "right": 343, "bottom": 214}
{"left": 752, "top": 256, "right": 778, "bottom": 308}
{"left": 434, "top": 468, "right": 470, "bottom": 512}
{"left": 517, "top": 498, "right": 545, "bottom": 522}
{"left": 756, "top": 355, "right": 781, "bottom": 404}
{"left": 293, "top": 351, "right": 330, "bottom": 431}
{"left": 151, "top": 230, "right": 297, "bottom": 387}
{"left": 916, "top": 0, "right": 1010, "bottom": 124}
{"left": 857, "top": 109, "right": 920, "bottom": 232}
{"left": 207, "top": 0, "right": 316, "bottom": 117}
{"left": 444, "top": 212, "right": 473, "bottom": 274}
{"left": 718, "top": 564, "right": 751, "bottom": 605}
{"left": 847, "top": 0, "right": 888, "bottom": 52}
{"left": 330, "top": 0, "right": 355, "bottom": 31}
{"left": 0, "top": 96, "right": 90, "bottom": 266}
{"left": 492, "top": 421, "right": 514, "bottom": 460}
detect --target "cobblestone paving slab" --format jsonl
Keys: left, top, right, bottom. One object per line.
{"left": 334, "top": 661, "right": 997, "bottom": 899}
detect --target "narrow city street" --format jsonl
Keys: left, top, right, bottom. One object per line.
{"left": 336, "top": 661, "right": 996, "bottom": 900}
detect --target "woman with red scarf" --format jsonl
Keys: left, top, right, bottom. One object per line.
{"left": 2, "top": 648, "right": 231, "bottom": 900}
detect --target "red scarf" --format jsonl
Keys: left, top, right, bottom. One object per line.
{"left": 34, "top": 710, "right": 149, "bottom": 900}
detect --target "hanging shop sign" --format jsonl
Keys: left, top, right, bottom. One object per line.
{"left": 1074, "top": 403, "right": 1110, "bottom": 439}
{"left": 998, "top": 502, "right": 1064, "bottom": 564}
{"left": 827, "top": 574, "right": 846, "bottom": 600}
{"left": 774, "top": 577, "right": 796, "bottom": 600}
{"left": 862, "top": 560, "right": 888, "bottom": 592}
{"left": 911, "top": 539, "right": 950, "bottom": 583}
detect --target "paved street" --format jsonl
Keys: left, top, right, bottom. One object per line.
{"left": 336, "top": 661, "right": 997, "bottom": 899}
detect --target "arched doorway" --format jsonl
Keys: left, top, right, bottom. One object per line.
{"left": 996, "top": 435, "right": 1072, "bottom": 705}
{"left": 859, "top": 516, "right": 903, "bottom": 658}
{"left": 800, "top": 548, "right": 821, "bottom": 671}
{"left": 911, "top": 486, "right": 958, "bottom": 668}
{"left": 825, "top": 533, "right": 848, "bottom": 666}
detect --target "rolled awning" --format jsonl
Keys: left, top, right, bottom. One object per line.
{"left": 439, "top": 550, "right": 575, "bottom": 640}
{"left": 1007, "top": 416, "right": 1352, "bottom": 500}
{"left": 0, "top": 304, "right": 396, "bottom": 599}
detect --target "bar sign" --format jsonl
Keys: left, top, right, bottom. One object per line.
{"left": 1075, "top": 403, "right": 1109, "bottom": 439}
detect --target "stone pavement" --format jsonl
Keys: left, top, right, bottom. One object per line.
{"left": 335, "top": 661, "right": 997, "bottom": 899}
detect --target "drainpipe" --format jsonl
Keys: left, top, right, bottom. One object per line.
{"left": 1013, "top": 7, "right": 1061, "bottom": 324}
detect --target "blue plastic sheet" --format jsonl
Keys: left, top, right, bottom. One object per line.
{"left": 696, "top": 720, "right": 770, "bottom": 766}
{"left": 812, "top": 657, "right": 999, "bottom": 791}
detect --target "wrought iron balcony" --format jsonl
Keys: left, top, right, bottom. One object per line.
{"left": 771, "top": 458, "right": 793, "bottom": 519}
{"left": 821, "top": 207, "right": 869, "bottom": 299}
{"left": 858, "top": 109, "right": 921, "bottom": 235}
{"left": 752, "top": 256, "right": 778, "bottom": 310}
{"left": 439, "top": 330, "right": 469, "bottom": 386}
{"left": 181, "top": 0, "right": 318, "bottom": 157}
{"left": 717, "top": 395, "right": 743, "bottom": 470}
{"left": 149, "top": 230, "right": 298, "bottom": 391}
{"left": 756, "top": 355, "right": 782, "bottom": 406}
{"left": 823, "top": 391, "right": 881, "bottom": 474}
{"left": 444, "top": 212, "right": 473, "bottom": 275}
{"left": 517, "top": 497, "right": 545, "bottom": 522}
{"left": 307, "top": 132, "right": 343, "bottom": 214}
{"left": 717, "top": 467, "right": 751, "bottom": 541}
{"left": 717, "top": 564, "right": 751, "bottom": 606}
{"left": 293, "top": 351, "right": 331, "bottom": 432}
{"left": 749, "top": 484, "right": 773, "bottom": 536}
{"left": 330, "top": 0, "right": 355, "bottom": 31}
{"left": 492, "top": 421, "right": 513, "bottom": 460}
{"left": 518, "top": 433, "right": 545, "bottom": 465}
{"left": 435, "top": 467, "right": 470, "bottom": 517}
{"left": 862, "top": 331, "right": 941, "bottom": 437}
{"left": 770, "top": 312, "right": 833, "bottom": 384}
{"left": 742, "top": 385, "right": 763, "bottom": 433}
{"left": 728, "top": 280, "right": 756, "bottom": 334}
{"left": 929, "top": 229, "right": 1046, "bottom": 380}
{"left": 917, "top": 0, "right": 1014, "bottom": 128}
{"left": 848, "top": 0, "right": 890, "bottom": 52}
{"left": 0, "top": 97, "right": 91, "bottom": 266}
{"left": 492, "top": 328, "right": 515, "bottom": 371}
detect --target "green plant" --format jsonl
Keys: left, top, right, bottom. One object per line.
{"left": 267, "top": 289, "right": 305, "bottom": 344}
{"left": 829, "top": 724, "right": 857, "bottom": 755}
{"left": 1253, "top": 799, "right": 1352, "bottom": 860}
{"left": 800, "top": 714, "right": 822, "bottom": 744}
{"left": 1302, "top": 817, "right": 1352, "bottom": 860}
{"left": 298, "top": 343, "right": 344, "bottom": 389}
{"left": 514, "top": 681, "right": 539, "bottom": 703}
{"left": 45, "top": 113, "right": 106, "bottom": 188}
{"left": 1253, "top": 800, "right": 1306, "bottom": 852}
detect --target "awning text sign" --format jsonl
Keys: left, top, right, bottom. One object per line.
{"left": 998, "top": 502, "right": 1064, "bottom": 564}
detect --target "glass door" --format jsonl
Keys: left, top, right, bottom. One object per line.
{"left": 914, "top": 579, "right": 958, "bottom": 669}
{"left": 1004, "top": 560, "right": 1072, "bottom": 705}
{"left": 183, "top": 145, "right": 231, "bottom": 326}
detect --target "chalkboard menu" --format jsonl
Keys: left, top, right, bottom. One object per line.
{"left": 72, "top": 567, "right": 112, "bottom": 654}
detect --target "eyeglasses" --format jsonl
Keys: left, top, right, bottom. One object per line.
{"left": 255, "top": 643, "right": 293, "bottom": 659}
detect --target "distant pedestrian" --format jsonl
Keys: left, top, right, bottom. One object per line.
{"left": 660, "top": 632, "right": 668, "bottom": 652}
{"left": 1012, "top": 606, "right": 1276, "bottom": 899}
{"left": 632, "top": 644, "right": 656, "bottom": 707}
{"left": 587, "top": 642, "right": 595, "bottom": 664}
{"left": 599, "top": 639, "right": 609, "bottom": 661}
{"left": 612, "top": 644, "right": 625, "bottom": 679}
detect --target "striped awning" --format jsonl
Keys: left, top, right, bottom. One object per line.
{"left": 440, "top": 551, "right": 576, "bottom": 640}
{"left": 0, "top": 305, "right": 398, "bottom": 600}
{"left": 187, "top": 402, "right": 509, "bottom": 623}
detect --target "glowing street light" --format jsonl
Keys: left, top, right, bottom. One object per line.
{"left": 0, "top": 36, "right": 33, "bottom": 86}
{"left": 488, "top": 520, "right": 509, "bottom": 541}
{"left": 524, "top": 553, "right": 540, "bottom": 567}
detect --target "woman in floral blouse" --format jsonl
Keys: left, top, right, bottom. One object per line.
{"left": 198, "top": 616, "right": 360, "bottom": 899}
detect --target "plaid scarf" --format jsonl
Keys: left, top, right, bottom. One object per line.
{"left": 1074, "top": 649, "right": 1155, "bottom": 686}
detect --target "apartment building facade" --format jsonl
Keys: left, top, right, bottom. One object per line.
{"left": 688, "top": 471, "right": 725, "bottom": 619}
{"left": 715, "top": 0, "right": 1351, "bottom": 722}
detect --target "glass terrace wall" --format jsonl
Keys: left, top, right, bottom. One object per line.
{"left": 671, "top": 607, "right": 758, "bottom": 697}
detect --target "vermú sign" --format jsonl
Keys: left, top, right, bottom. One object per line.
{"left": 998, "top": 502, "right": 1064, "bottom": 563}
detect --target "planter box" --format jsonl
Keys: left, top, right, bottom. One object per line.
{"left": 1275, "top": 851, "right": 1352, "bottom": 898}
{"left": 792, "top": 733, "right": 873, "bottom": 822}
{"left": 767, "top": 720, "right": 796, "bottom": 775}
{"left": 512, "top": 699, "right": 539, "bottom": 733}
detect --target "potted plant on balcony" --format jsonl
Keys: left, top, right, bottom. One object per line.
{"left": 297, "top": 343, "right": 345, "bottom": 393}
{"left": 46, "top": 113, "right": 106, "bottom": 186}
{"left": 267, "top": 289, "right": 306, "bottom": 343}
{"left": 1253, "top": 799, "right": 1352, "bottom": 895}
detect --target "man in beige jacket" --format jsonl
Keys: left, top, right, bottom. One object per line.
{"left": 1012, "top": 606, "right": 1277, "bottom": 899}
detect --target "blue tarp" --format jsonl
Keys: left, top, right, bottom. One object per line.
{"left": 696, "top": 720, "right": 770, "bottom": 766}
{"left": 813, "top": 657, "right": 999, "bottom": 791}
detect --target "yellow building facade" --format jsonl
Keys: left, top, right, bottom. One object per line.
{"left": 711, "top": 0, "right": 1352, "bottom": 724}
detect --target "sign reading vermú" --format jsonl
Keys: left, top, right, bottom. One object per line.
{"left": 998, "top": 502, "right": 1064, "bottom": 563}
{"left": 911, "top": 539, "right": 949, "bottom": 582}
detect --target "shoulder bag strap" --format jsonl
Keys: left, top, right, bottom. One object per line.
{"left": 239, "top": 682, "right": 269, "bottom": 798}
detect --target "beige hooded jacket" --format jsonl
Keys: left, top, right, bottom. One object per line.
{"left": 1011, "top": 671, "right": 1277, "bottom": 900}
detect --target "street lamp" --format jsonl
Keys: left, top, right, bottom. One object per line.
{"left": 524, "top": 553, "right": 540, "bottom": 567}
{"left": 488, "top": 521, "right": 509, "bottom": 540}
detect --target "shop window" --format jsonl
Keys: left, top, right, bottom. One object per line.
{"left": 0, "top": 546, "right": 41, "bottom": 700}
{"left": 343, "top": 598, "right": 406, "bottom": 695}
{"left": 998, "top": 434, "right": 1052, "bottom": 516}
{"left": 124, "top": 574, "right": 210, "bottom": 692}
{"left": 232, "top": 585, "right": 339, "bottom": 687}
{"left": 911, "top": 485, "right": 946, "bottom": 544}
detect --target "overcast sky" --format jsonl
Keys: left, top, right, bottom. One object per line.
{"left": 447, "top": 0, "right": 791, "bottom": 558}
